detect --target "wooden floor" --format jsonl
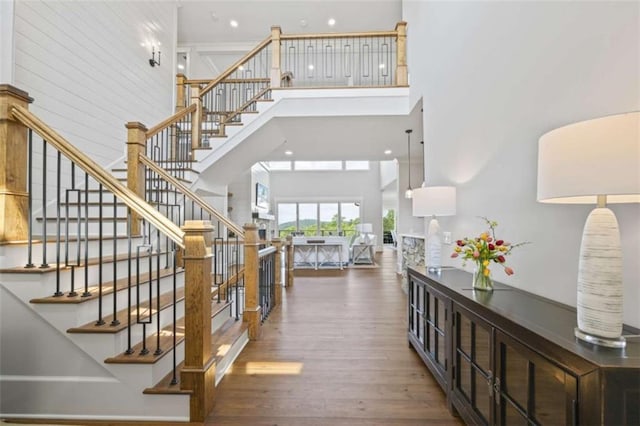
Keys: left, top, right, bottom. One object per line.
{"left": 205, "top": 248, "right": 463, "bottom": 426}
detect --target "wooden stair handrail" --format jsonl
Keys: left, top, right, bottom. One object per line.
{"left": 199, "top": 35, "right": 272, "bottom": 97}
{"left": 280, "top": 29, "right": 398, "bottom": 40}
{"left": 222, "top": 87, "right": 271, "bottom": 125}
{"left": 139, "top": 154, "right": 245, "bottom": 237}
{"left": 146, "top": 103, "right": 197, "bottom": 139}
{"left": 11, "top": 105, "right": 185, "bottom": 248}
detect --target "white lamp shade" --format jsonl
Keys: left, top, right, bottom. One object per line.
{"left": 537, "top": 111, "right": 640, "bottom": 204}
{"left": 412, "top": 186, "right": 456, "bottom": 217}
{"left": 356, "top": 223, "right": 373, "bottom": 233}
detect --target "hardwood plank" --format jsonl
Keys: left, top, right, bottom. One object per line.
{"left": 207, "top": 249, "right": 463, "bottom": 425}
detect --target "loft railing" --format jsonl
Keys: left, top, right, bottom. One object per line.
{"left": 175, "top": 22, "right": 407, "bottom": 143}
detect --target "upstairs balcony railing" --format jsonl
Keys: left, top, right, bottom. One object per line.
{"left": 175, "top": 22, "right": 407, "bottom": 144}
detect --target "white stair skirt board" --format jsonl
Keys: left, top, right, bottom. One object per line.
{"left": 0, "top": 288, "right": 189, "bottom": 420}
{"left": 215, "top": 327, "right": 249, "bottom": 386}
{"left": 576, "top": 207, "right": 624, "bottom": 345}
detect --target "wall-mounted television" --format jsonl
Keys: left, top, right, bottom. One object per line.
{"left": 256, "top": 182, "right": 269, "bottom": 209}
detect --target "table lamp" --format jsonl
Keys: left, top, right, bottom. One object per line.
{"left": 537, "top": 111, "right": 639, "bottom": 348}
{"left": 356, "top": 223, "right": 373, "bottom": 244}
{"left": 412, "top": 186, "right": 457, "bottom": 272}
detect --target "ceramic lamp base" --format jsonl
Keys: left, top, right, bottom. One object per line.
{"left": 577, "top": 207, "right": 624, "bottom": 344}
{"left": 574, "top": 327, "right": 626, "bottom": 348}
{"left": 426, "top": 217, "right": 442, "bottom": 271}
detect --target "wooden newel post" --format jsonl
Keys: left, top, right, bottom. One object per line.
{"left": 272, "top": 237, "right": 283, "bottom": 306}
{"left": 270, "top": 26, "right": 282, "bottom": 88}
{"left": 286, "top": 235, "right": 294, "bottom": 287}
{"left": 0, "top": 85, "right": 33, "bottom": 242}
{"left": 125, "top": 122, "right": 148, "bottom": 236}
{"left": 395, "top": 21, "right": 408, "bottom": 86}
{"left": 243, "top": 223, "right": 262, "bottom": 340}
{"left": 190, "top": 83, "right": 202, "bottom": 150}
{"left": 180, "top": 220, "right": 216, "bottom": 422}
{"left": 176, "top": 73, "right": 186, "bottom": 111}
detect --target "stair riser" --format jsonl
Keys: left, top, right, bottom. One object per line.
{"left": 68, "top": 300, "right": 186, "bottom": 371}
{"left": 1, "top": 255, "right": 175, "bottom": 300}
{"left": 34, "top": 220, "right": 129, "bottom": 236}
{"left": 0, "top": 237, "right": 144, "bottom": 267}
{"left": 44, "top": 204, "right": 129, "bottom": 218}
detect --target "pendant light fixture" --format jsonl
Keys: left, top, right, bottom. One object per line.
{"left": 404, "top": 129, "right": 413, "bottom": 199}
{"left": 420, "top": 140, "right": 427, "bottom": 188}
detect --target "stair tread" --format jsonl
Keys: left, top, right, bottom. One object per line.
{"left": 31, "top": 268, "right": 182, "bottom": 305}
{"left": 143, "top": 318, "right": 248, "bottom": 395}
{"left": 104, "top": 297, "right": 231, "bottom": 363}
{"left": 69, "top": 284, "right": 186, "bottom": 334}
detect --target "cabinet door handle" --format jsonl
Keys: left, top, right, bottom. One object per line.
{"left": 487, "top": 371, "right": 493, "bottom": 398}
{"left": 494, "top": 378, "right": 501, "bottom": 405}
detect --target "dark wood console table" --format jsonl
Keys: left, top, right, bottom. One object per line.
{"left": 407, "top": 266, "right": 640, "bottom": 426}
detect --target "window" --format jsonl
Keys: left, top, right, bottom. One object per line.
{"left": 340, "top": 202, "right": 361, "bottom": 236}
{"left": 294, "top": 161, "right": 342, "bottom": 170}
{"left": 319, "top": 203, "right": 339, "bottom": 236}
{"left": 345, "top": 161, "right": 369, "bottom": 170}
{"left": 277, "top": 203, "right": 297, "bottom": 235}
{"left": 298, "top": 203, "right": 318, "bottom": 236}
{"left": 277, "top": 202, "right": 361, "bottom": 237}
{"left": 264, "top": 161, "right": 292, "bottom": 171}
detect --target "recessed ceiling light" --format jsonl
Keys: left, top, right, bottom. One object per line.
{"left": 177, "top": 64, "right": 185, "bottom": 70}
{"left": 238, "top": 65, "right": 244, "bottom": 71}
{"left": 384, "top": 149, "right": 392, "bottom": 155}
{"left": 328, "top": 18, "right": 336, "bottom": 26}
{"left": 230, "top": 19, "right": 238, "bottom": 28}
{"left": 300, "top": 19, "right": 308, "bottom": 28}
{"left": 284, "top": 150, "right": 293, "bottom": 156}
{"left": 308, "top": 64, "right": 314, "bottom": 70}
{"left": 379, "top": 63, "right": 386, "bottom": 69}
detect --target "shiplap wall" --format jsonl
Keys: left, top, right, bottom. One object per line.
{"left": 13, "top": 0, "right": 176, "bottom": 166}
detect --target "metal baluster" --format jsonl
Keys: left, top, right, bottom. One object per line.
{"left": 67, "top": 163, "right": 78, "bottom": 297}
{"left": 25, "top": 130, "right": 34, "bottom": 268}
{"left": 40, "top": 140, "right": 49, "bottom": 268}
{"left": 82, "top": 174, "right": 91, "bottom": 297}
{"left": 111, "top": 195, "right": 119, "bottom": 326}
{"left": 154, "top": 240, "right": 162, "bottom": 356}
{"left": 125, "top": 213, "right": 134, "bottom": 355}
{"left": 95, "top": 184, "right": 105, "bottom": 325}
{"left": 170, "top": 245, "right": 178, "bottom": 385}
{"left": 53, "top": 151, "right": 63, "bottom": 296}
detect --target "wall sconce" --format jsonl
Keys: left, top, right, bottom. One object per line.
{"left": 149, "top": 47, "right": 161, "bottom": 67}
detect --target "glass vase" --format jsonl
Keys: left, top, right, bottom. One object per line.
{"left": 472, "top": 263, "right": 494, "bottom": 291}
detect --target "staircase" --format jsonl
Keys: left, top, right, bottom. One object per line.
{"left": 0, "top": 22, "right": 408, "bottom": 423}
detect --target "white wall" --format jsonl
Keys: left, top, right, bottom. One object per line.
{"left": 396, "top": 158, "right": 424, "bottom": 236}
{"left": 228, "top": 170, "right": 252, "bottom": 227}
{"left": 270, "top": 164, "right": 384, "bottom": 249}
{"left": 405, "top": 1, "right": 640, "bottom": 327}
{"left": 0, "top": 0, "right": 15, "bottom": 83}
{"left": 13, "top": 0, "right": 177, "bottom": 166}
